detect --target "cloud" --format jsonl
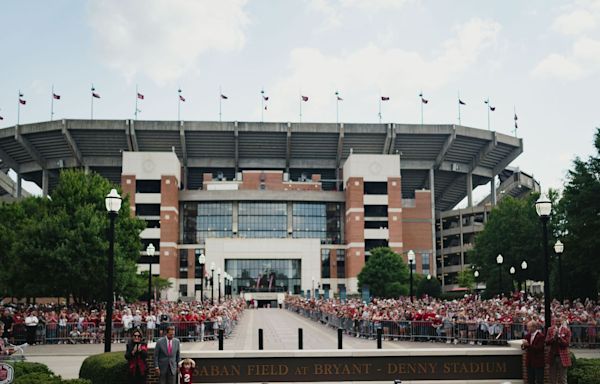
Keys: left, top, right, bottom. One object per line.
{"left": 308, "top": 0, "right": 416, "bottom": 30}
{"left": 264, "top": 18, "right": 500, "bottom": 121}
{"left": 87, "top": 0, "right": 249, "bottom": 85}
{"left": 533, "top": 0, "right": 600, "bottom": 79}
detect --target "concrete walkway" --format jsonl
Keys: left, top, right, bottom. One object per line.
{"left": 22, "top": 308, "right": 600, "bottom": 379}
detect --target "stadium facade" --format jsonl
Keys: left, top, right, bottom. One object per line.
{"left": 0, "top": 120, "right": 536, "bottom": 300}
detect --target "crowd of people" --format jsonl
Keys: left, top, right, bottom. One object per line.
{"left": 0, "top": 298, "right": 246, "bottom": 346}
{"left": 286, "top": 292, "right": 599, "bottom": 348}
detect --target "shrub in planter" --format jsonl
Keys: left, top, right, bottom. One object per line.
{"left": 568, "top": 358, "right": 600, "bottom": 384}
{"left": 79, "top": 351, "right": 128, "bottom": 384}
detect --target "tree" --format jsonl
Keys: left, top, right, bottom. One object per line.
{"left": 357, "top": 247, "right": 409, "bottom": 298}
{"left": 137, "top": 272, "right": 173, "bottom": 301}
{"left": 456, "top": 269, "right": 475, "bottom": 291}
{"left": 470, "top": 194, "right": 548, "bottom": 297}
{"left": 416, "top": 275, "right": 442, "bottom": 298}
{"left": 555, "top": 128, "right": 600, "bottom": 300}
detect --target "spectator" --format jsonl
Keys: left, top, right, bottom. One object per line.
{"left": 125, "top": 328, "right": 148, "bottom": 384}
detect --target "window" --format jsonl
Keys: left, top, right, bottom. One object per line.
{"left": 194, "top": 249, "right": 205, "bottom": 279}
{"left": 141, "top": 239, "right": 160, "bottom": 251}
{"left": 422, "top": 252, "right": 430, "bottom": 276}
{"left": 225, "top": 259, "right": 302, "bottom": 294}
{"left": 182, "top": 203, "right": 233, "bottom": 243}
{"left": 136, "top": 180, "right": 161, "bottom": 193}
{"left": 136, "top": 204, "right": 160, "bottom": 216}
{"left": 293, "top": 203, "right": 326, "bottom": 240}
{"left": 364, "top": 220, "right": 388, "bottom": 229}
{"left": 365, "top": 239, "right": 388, "bottom": 251}
{"left": 364, "top": 205, "right": 387, "bottom": 217}
{"left": 321, "top": 249, "right": 331, "bottom": 278}
{"left": 336, "top": 250, "right": 345, "bottom": 278}
{"left": 179, "top": 284, "right": 188, "bottom": 297}
{"left": 239, "top": 202, "right": 287, "bottom": 238}
{"left": 364, "top": 182, "right": 387, "bottom": 195}
{"left": 326, "top": 203, "right": 342, "bottom": 244}
{"left": 179, "top": 250, "right": 188, "bottom": 278}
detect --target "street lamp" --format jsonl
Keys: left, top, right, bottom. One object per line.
{"left": 521, "top": 261, "right": 528, "bottom": 294}
{"left": 146, "top": 243, "right": 155, "bottom": 314}
{"left": 496, "top": 254, "right": 504, "bottom": 295}
{"left": 474, "top": 270, "right": 480, "bottom": 292}
{"left": 104, "top": 188, "right": 121, "bottom": 353}
{"left": 535, "top": 193, "right": 552, "bottom": 331}
{"left": 509, "top": 266, "right": 516, "bottom": 292}
{"left": 198, "top": 252, "right": 206, "bottom": 303}
{"left": 217, "top": 267, "right": 222, "bottom": 303}
{"left": 311, "top": 276, "right": 315, "bottom": 299}
{"left": 408, "top": 250, "right": 415, "bottom": 302}
{"left": 427, "top": 274, "right": 431, "bottom": 280}
{"left": 210, "top": 262, "right": 215, "bottom": 305}
{"left": 554, "top": 240, "right": 564, "bottom": 300}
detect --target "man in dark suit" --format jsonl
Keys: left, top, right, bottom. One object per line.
{"left": 522, "top": 320, "right": 545, "bottom": 384}
{"left": 153, "top": 325, "right": 180, "bottom": 384}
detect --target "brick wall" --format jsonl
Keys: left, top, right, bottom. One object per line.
{"left": 159, "top": 175, "right": 179, "bottom": 279}
{"left": 121, "top": 175, "right": 136, "bottom": 216}
{"left": 402, "top": 190, "right": 433, "bottom": 273}
{"left": 387, "top": 177, "right": 403, "bottom": 255}
{"left": 239, "top": 171, "right": 322, "bottom": 191}
{"left": 344, "top": 177, "right": 365, "bottom": 278}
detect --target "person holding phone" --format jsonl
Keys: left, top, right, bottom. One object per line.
{"left": 125, "top": 328, "right": 148, "bottom": 384}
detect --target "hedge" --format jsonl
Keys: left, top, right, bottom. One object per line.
{"left": 568, "top": 357, "right": 600, "bottom": 384}
{"left": 6, "top": 361, "right": 91, "bottom": 384}
{"left": 79, "top": 351, "right": 129, "bottom": 384}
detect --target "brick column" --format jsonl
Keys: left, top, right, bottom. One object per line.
{"left": 387, "top": 177, "right": 403, "bottom": 256}
{"left": 344, "top": 177, "right": 364, "bottom": 294}
{"left": 160, "top": 176, "right": 179, "bottom": 294}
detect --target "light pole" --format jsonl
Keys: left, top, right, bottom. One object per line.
{"left": 535, "top": 193, "right": 552, "bottom": 331}
{"left": 210, "top": 262, "right": 215, "bottom": 305}
{"left": 311, "top": 276, "right": 315, "bottom": 299}
{"left": 217, "top": 268, "right": 222, "bottom": 303}
{"left": 474, "top": 270, "right": 480, "bottom": 292}
{"left": 521, "top": 261, "right": 528, "bottom": 294}
{"left": 554, "top": 240, "right": 564, "bottom": 300}
{"left": 146, "top": 243, "right": 155, "bottom": 314}
{"left": 509, "top": 266, "right": 516, "bottom": 292}
{"left": 408, "top": 250, "right": 415, "bottom": 302}
{"left": 104, "top": 188, "right": 122, "bottom": 353}
{"left": 496, "top": 254, "right": 504, "bottom": 295}
{"left": 198, "top": 252, "right": 206, "bottom": 303}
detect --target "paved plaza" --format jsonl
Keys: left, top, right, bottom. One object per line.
{"left": 24, "top": 308, "right": 600, "bottom": 379}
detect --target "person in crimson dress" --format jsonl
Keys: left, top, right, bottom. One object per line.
{"left": 178, "top": 358, "right": 196, "bottom": 383}
{"left": 125, "top": 328, "right": 148, "bottom": 384}
{"left": 545, "top": 317, "right": 572, "bottom": 384}
{"left": 522, "top": 320, "right": 545, "bottom": 384}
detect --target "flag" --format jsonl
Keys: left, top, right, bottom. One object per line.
{"left": 19, "top": 99, "right": 26, "bottom": 105}
{"left": 137, "top": 93, "right": 144, "bottom": 100}
{"left": 419, "top": 93, "right": 428, "bottom": 104}
{"left": 490, "top": 106, "right": 496, "bottom": 111}
{"left": 459, "top": 99, "right": 466, "bottom": 105}
{"left": 337, "top": 96, "right": 343, "bottom": 101}
{"left": 264, "top": 105, "right": 268, "bottom": 110}
{"left": 381, "top": 96, "right": 390, "bottom": 101}
{"left": 301, "top": 95, "right": 309, "bottom": 102}
{"left": 179, "top": 95, "right": 186, "bottom": 102}
{"left": 92, "top": 92, "right": 100, "bottom": 99}
{"left": 0, "top": 116, "right": 3, "bottom": 120}
{"left": 263, "top": 95, "right": 269, "bottom": 101}
{"left": 221, "top": 94, "right": 228, "bottom": 100}
{"left": 514, "top": 113, "right": 518, "bottom": 121}
{"left": 53, "top": 93, "right": 61, "bottom": 100}
{"left": 19, "top": 93, "right": 24, "bottom": 97}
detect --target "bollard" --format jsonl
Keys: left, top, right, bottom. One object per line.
{"left": 258, "top": 328, "right": 264, "bottom": 350}
{"left": 338, "top": 328, "right": 343, "bottom": 350}
{"left": 218, "top": 328, "right": 224, "bottom": 350}
{"left": 298, "top": 328, "right": 303, "bottom": 350}
{"left": 377, "top": 328, "right": 382, "bottom": 349}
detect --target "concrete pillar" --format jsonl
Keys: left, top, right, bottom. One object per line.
{"left": 439, "top": 216, "right": 445, "bottom": 289}
{"left": 429, "top": 168, "right": 436, "bottom": 276}
{"left": 232, "top": 202, "right": 239, "bottom": 237}
{"left": 42, "top": 169, "right": 49, "bottom": 197}
{"left": 16, "top": 173, "right": 22, "bottom": 198}
{"left": 287, "top": 202, "right": 293, "bottom": 238}
{"left": 466, "top": 172, "right": 473, "bottom": 207}
{"left": 490, "top": 175, "right": 497, "bottom": 206}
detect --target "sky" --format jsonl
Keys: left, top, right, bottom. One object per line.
{"left": 1, "top": 0, "right": 599, "bottom": 201}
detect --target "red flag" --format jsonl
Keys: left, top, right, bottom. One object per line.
{"left": 137, "top": 93, "right": 144, "bottom": 100}
{"left": 53, "top": 93, "right": 61, "bottom": 100}
{"left": 179, "top": 95, "right": 186, "bottom": 102}
{"left": 489, "top": 106, "right": 496, "bottom": 111}
{"left": 92, "top": 92, "right": 100, "bottom": 99}
{"left": 421, "top": 98, "right": 428, "bottom": 104}
{"left": 19, "top": 99, "right": 26, "bottom": 105}
{"left": 263, "top": 96, "right": 269, "bottom": 101}
{"left": 459, "top": 99, "right": 466, "bottom": 105}
{"left": 221, "top": 94, "right": 228, "bottom": 99}
{"left": 301, "top": 95, "right": 309, "bottom": 102}
{"left": 381, "top": 96, "right": 390, "bottom": 101}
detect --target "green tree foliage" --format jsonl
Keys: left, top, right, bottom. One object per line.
{"left": 555, "top": 128, "right": 600, "bottom": 300}
{"left": 470, "top": 194, "right": 547, "bottom": 297}
{"left": 456, "top": 269, "right": 475, "bottom": 290}
{"left": 357, "top": 247, "right": 409, "bottom": 298}
{"left": 137, "top": 271, "right": 173, "bottom": 301}
{"left": 416, "top": 274, "right": 442, "bottom": 298}
{"left": 0, "top": 170, "right": 145, "bottom": 302}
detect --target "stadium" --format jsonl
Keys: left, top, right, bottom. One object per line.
{"left": 0, "top": 119, "right": 538, "bottom": 301}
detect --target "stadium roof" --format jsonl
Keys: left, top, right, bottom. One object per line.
{"left": 0, "top": 120, "right": 522, "bottom": 211}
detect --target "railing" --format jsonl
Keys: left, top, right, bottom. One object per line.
{"left": 288, "top": 305, "right": 600, "bottom": 348}
{"left": 7, "top": 318, "right": 238, "bottom": 345}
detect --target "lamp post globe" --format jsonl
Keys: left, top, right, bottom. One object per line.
{"left": 521, "top": 260, "right": 528, "bottom": 294}
{"left": 535, "top": 193, "right": 552, "bottom": 331}
{"left": 496, "top": 254, "right": 503, "bottom": 295}
{"left": 408, "top": 250, "right": 416, "bottom": 302}
{"left": 473, "top": 270, "right": 480, "bottom": 292}
{"left": 104, "top": 188, "right": 121, "bottom": 353}
{"left": 198, "top": 252, "right": 206, "bottom": 303}
{"left": 146, "top": 243, "right": 155, "bottom": 314}
{"left": 554, "top": 240, "right": 564, "bottom": 300}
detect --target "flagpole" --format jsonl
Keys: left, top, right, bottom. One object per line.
{"left": 457, "top": 91, "right": 461, "bottom": 126}
{"left": 219, "top": 86, "right": 222, "bottom": 123}
{"left": 299, "top": 92, "right": 302, "bottom": 123}
{"left": 335, "top": 91, "right": 339, "bottom": 124}
{"left": 378, "top": 97, "right": 382, "bottom": 124}
{"left": 91, "top": 84, "right": 94, "bottom": 120}
{"left": 420, "top": 91, "right": 424, "bottom": 125}
{"left": 135, "top": 85, "right": 139, "bottom": 120}
{"left": 513, "top": 105, "right": 517, "bottom": 137}
{"left": 17, "top": 90, "right": 21, "bottom": 125}
{"left": 261, "top": 89, "right": 264, "bottom": 122}
{"left": 178, "top": 89, "right": 181, "bottom": 121}
{"left": 51, "top": 85, "right": 55, "bottom": 121}
{"left": 487, "top": 97, "right": 490, "bottom": 131}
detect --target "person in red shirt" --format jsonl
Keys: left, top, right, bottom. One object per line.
{"left": 545, "top": 316, "right": 572, "bottom": 384}
{"left": 178, "top": 358, "right": 195, "bottom": 383}
{"left": 522, "top": 320, "right": 545, "bottom": 384}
